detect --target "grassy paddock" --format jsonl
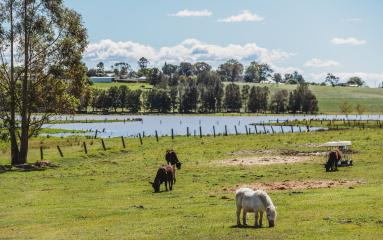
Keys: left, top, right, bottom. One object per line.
{"left": 0, "top": 129, "right": 382, "bottom": 239}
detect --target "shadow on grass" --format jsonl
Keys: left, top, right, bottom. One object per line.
{"left": 229, "top": 225, "right": 257, "bottom": 229}
{"left": 0, "top": 164, "right": 58, "bottom": 174}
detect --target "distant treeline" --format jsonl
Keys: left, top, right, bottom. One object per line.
{"left": 82, "top": 59, "right": 319, "bottom": 114}
{"left": 80, "top": 82, "right": 318, "bottom": 114}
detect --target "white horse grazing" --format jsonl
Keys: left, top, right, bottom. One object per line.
{"left": 235, "top": 188, "right": 277, "bottom": 227}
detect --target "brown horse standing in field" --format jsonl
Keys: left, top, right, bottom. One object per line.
{"left": 325, "top": 149, "right": 342, "bottom": 172}
{"left": 150, "top": 165, "right": 174, "bottom": 193}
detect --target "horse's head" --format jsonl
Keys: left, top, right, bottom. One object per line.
{"left": 176, "top": 161, "right": 182, "bottom": 170}
{"left": 149, "top": 181, "right": 160, "bottom": 193}
{"left": 266, "top": 206, "right": 277, "bottom": 227}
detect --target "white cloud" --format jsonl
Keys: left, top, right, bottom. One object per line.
{"left": 310, "top": 72, "right": 383, "bottom": 87}
{"left": 331, "top": 37, "right": 367, "bottom": 46}
{"left": 218, "top": 10, "right": 264, "bottom": 23}
{"left": 85, "top": 39, "right": 292, "bottom": 68}
{"left": 169, "top": 9, "right": 212, "bottom": 17}
{"left": 304, "top": 58, "right": 340, "bottom": 68}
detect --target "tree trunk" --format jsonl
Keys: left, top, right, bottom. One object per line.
{"left": 18, "top": 0, "right": 30, "bottom": 164}
{"left": 9, "top": 0, "right": 21, "bottom": 165}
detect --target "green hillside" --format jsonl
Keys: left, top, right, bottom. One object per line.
{"left": 92, "top": 82, "right": 383, "bottom": 114}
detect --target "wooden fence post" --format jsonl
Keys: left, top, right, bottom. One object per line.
{"left": 186, "top": 127, "right": 190, "bottom": 137}
{"left": 213, "top": 126, "right": 216, "bottom": 137}
{"left": 235, "top": 126, "right": 238, "bottom": 135}
{"left": 225, "top": 125, "right": 228, "bottom": 136}
{"left": 57, "top": 145, "right": 64, "bottom": 157}
{"left": 171, "top": 129, "right": 174, "bottom": 140}
{"left": 199, "top": 126, "right": 202, "bottom": 138}
{"left": 83, "top": 142, "right": 88, "bottom": 154}
{"left": 254, "top": 126, "right": 258, "bottom": 134}
{"left": 155, "top": 130, "right": 159, "bottom": 142}
{"left": 94, "top": 130, "right": 98, "bottom": 139}
{"left": 101, "top": 139, "right": 106, "bottom": 151}
{"left": 245, "top": 125, "right": 248, "bottom": 135}
{"left": 40, "top": 146, "right": 43, "bottom": 161}
{"left": 139, "top": 133, "right": 143, "bottom": 145}
{"left": 280, "top": 126, "right": 284, "bottom": 134}
{"left": 121, "top": 136, "right": 126, "bottom": 148}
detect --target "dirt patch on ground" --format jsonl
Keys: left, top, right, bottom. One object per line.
{"left": 220, "top": 155, "right": 311, "bottom": 166}
{"left": 228, "top": 149, "right": 327, "bottom": 157}
{"left": 226, "top": 180, "right": 362, "bottom": 192}
{"left": 228, "top": 149, "right": 275, "bottom": 156}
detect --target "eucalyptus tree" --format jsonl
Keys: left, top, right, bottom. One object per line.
{"left": 218, "top": 59, "right": 243, "bottom": 82}
{"left": 224, "top": 83, "right": 242, "bottom": 112}
{"left": 0, "top": 0, "right": 88, "bottom": 165}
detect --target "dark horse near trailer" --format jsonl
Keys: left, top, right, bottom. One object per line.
{"left": 325, "top": 149, "right": 342, "bottom": 172}
{"left": 150, "top": 165, "right": 174, "bottom": 193}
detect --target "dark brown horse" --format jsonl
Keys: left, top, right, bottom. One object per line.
{"left": 165, "top": 150, "right": 182, "bottom": 183}
{"left": 325, "top": 149, "right": 342, "bottom": 172}
{"left": 150, "top": 165, "right": 174, "bottom": 193}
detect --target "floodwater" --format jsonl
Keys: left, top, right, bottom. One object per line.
{"left": 42, "top": 114, "right": 382, "bottom": 138}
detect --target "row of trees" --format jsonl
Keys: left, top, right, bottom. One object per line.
{"left": 89, "top": 58, "right": 307, "bottom": 85}
{"left": 85, "top": 83, "right": 318, "bottom": 114}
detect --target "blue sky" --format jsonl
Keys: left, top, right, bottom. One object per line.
{"left": 65, "top": 0, "right": 383, "bottom": 86}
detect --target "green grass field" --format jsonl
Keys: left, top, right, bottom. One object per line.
{"left": 0, "top": 127, "right": 382, "bottom": 239}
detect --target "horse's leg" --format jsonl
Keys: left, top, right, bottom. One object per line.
{"left": 243, "top": 210, "right": 247, "bottom": 226}
{"left": 236, "top": 206, "right": 242, "bottom": 226}
{"left": 173, "top": 167, "right": 176, "bottom": 184}
{"left": 255, "top": 210, "right": 259, "bottom": 228}
{"left": 165, "top": 181, "right": 168, "bottom": 191}
{"left": 259, "top": 211, "right": 263, "bottom": 227}
{"left": 169, "top": 179, "right": 173, "bottom": 191}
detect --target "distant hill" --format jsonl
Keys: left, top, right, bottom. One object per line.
{"left": 92, "top": 82, "right": 383, "bottom": 114}
{"left": 235, "top": 83, "right": 383, "bottom": 114}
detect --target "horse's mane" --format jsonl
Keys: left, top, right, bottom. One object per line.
{"left": 257, "top": 190, "right": 275, "bottom": 209}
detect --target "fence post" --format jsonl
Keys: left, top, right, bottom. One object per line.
{"left": 245, "top": 125, "right": 249, "bottom": 135}
{"left": 139, "top": 133, "right": 143, "bottom": 145}
{"left": 213, "top": 126, "right": 216, "bottom": 137}
{"left": 57, "top": 145, "right": 64, "bottom": 157}
{"left": 155, "top": 130, "right": 159, "bottom": 142}
{"left": 254, "top": 126, "right": 258, "bottom": 134}
{"left": 94, "top": 130, "right": 98, "bottom": 139}
{"left": 280, "top": 125, "right": 284, "bottom": 134}
{"left": 270, "top": 126, "right": 275, "bottom": 134}
{"left": 121, "top": 136, "right": 126, "bottom": 148}
{"left": 83, "top": 142, "right": 88, "bottom": 154}
{"left": 199, "top": 126, "right": 202, "bottom": 138}
{"left": 186, "top": 127, "right": 190, "bottom": 137}
{"left": 290, "top": 125, "right": 294, "bottom": 133}
{"left": 225, "top": 125, "right": 228, "bottom": 136}
{"left": 101, "top": 139, "right": 106, "bottom": 151}
{"left": 40, "top": 145, "right": 43, "bottom": 161}
{"left": 235, "top": 126, "right": 238, "bottom": 135}
{"left": 263, "top": 124, "right": 267, "bottom": 134}
{"left": 299, "top": 126, "right": 302, "bottom": 133}
{"left": 171, "top": 129, "right": 174, "bottom": 140}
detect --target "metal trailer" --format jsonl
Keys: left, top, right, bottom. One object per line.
{"left": 320, "top": 141, "right": 353, "bottom": 167}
